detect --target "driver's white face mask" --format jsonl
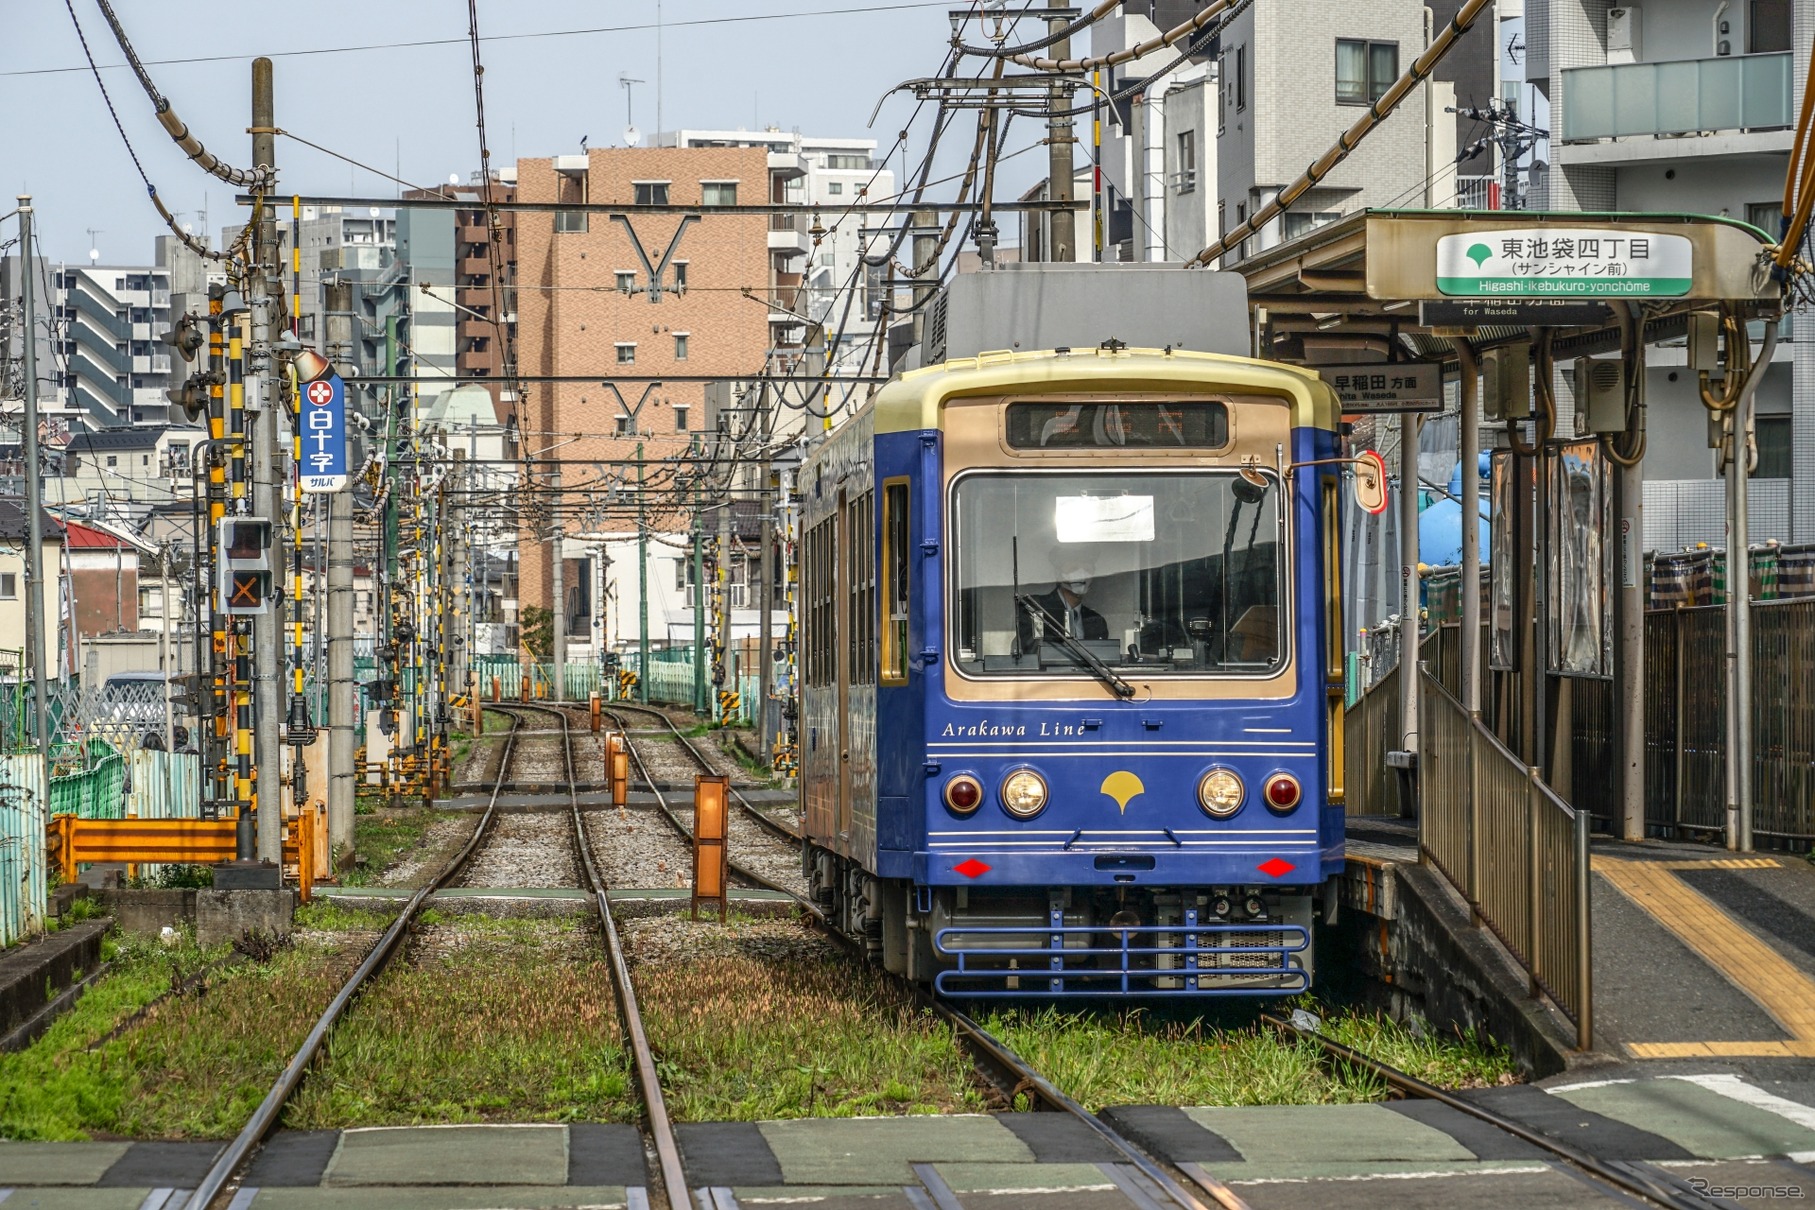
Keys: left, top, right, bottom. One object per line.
{"left": 1062, "top": 577, "right": 1091, "bottom": 596}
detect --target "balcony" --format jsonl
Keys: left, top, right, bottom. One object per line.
{"left": 768, "top": 214, "right": 811, "bottom": 259}
{"left": 1561, "top": 52, "right": 1791, "bottom": 144}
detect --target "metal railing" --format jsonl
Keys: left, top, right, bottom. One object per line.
{"left": 1561, "top": 51, "right": 1792, "bottom": 141}
{"left": 1343, "top": 660, "right": 1402, "bottom": 817}
{"left": 1420, "top": 670, "right": 1592, "bottom": 1049}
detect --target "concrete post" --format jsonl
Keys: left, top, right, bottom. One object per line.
{"left": 249, "top": 58, "right": 285, "bottom": 864}
{"left": 550, "top": 468, "right": 565, "bottom": 703}
{"left": 16, "top": 197, "right": 50, "bottom": 757}
{"left": 1454, "top": 340, "right": 1482, "bottom": 715}
{"left": 1046, "top": 3, "right": 1075, "bottom": 263}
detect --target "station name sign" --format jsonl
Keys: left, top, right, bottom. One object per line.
{"left": 1322, "top": 362, "right": 1442, "bottom": 413}
{"left": 1435, "top": 228, "right": 1693, "bottom": 297}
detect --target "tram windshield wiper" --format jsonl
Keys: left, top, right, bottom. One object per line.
{"left": 1015, "top": 593, "right": 1135, "bottom": 699}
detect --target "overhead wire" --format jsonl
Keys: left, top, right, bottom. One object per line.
{"left": 1188, "top": 0, "right": 1496, "bottom": 268}
{"left": 1004, "top": 0, "right": 1239, "bottom": 72}
{"left": 953, "top": 0, "right": 1120, "bottom": 57}
{"left": 61, "top": 0, "right": 242, "bottom": 265}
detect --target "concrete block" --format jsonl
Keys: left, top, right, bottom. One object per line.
{"left": 196, "top": 888, "right": 297, "bottom": 948}
{"left": 92, "top": 888, "right": 197, "bottom": 936}
{"left": 0, "top": 920, "right": 110, "bottom": 1040}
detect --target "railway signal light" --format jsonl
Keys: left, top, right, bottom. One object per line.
{"left": 216, "top": 517, "right": 274, "bottom": 615}
{"left": 166, "top": 370, "right": 221, "bottom": 423}
{"left": 161, "top": 314, "right": 203, "bottom": 363}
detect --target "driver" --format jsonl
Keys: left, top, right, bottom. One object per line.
{"left": 1019, "top": 558, "right": 1109, "bottom": 649}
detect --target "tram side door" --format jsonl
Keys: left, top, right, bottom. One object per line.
{"left": 835, "top": 489, "right": 853, "bottom": 843}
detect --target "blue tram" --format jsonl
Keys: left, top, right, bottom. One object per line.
{"left": 798, "top": 272, "right": 1349, "bottom": 996}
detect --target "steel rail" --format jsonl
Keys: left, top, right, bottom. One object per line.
{"left": 602, "top": 700, "right": 1240, "bottom": 1210}
{"left": 1259, "top": 1014, "right": 1723, "bottom": 1210}
{"left": 603, "top": 700, "right": 801, "bottom": 844}
{"left": 518, "top": 700, "right": 692, "bottom": 1210}
{"left": 185, "top": 708, "right": 526, "bottom": 1210}
{"left": 601, "top": 705, "right": 802, "bottom": 897}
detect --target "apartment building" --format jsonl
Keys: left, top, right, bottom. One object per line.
{"left": 1526, "top": 0, "right": 1804, "bottom": 546}
{"left": 438, "top": 174, "right": 519, "bottom": 419}
{"left": 513, "top": 146, "right": 773, "bottom": 661}
{"left": 660, "top": 129, "right": 896, "bottom": 380}
{"left": 37, "top": 261, "right": 175, "bottom": 428}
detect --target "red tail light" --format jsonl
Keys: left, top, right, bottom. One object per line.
{"left": 1263, "top": 773, "right": 1302, "bottom": 812}
{"left": 944, "top": 774, "right": 983, "bottom": 814}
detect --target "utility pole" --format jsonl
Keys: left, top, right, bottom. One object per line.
{"left": 16, "top": 197, "right": 49, "bottom": 757}
{"left": 910, "top": 209, "right": 937, "bottom": 345}
{"left": 325, "top": 285, "right": 355, "bottom": 857}
{"left": 249, "top": 59, "right": 285, "bottom": 866}
{"left": 757, "top": 471, "right": 774, "bottom": 759}
{"left": 1046, "top": 2, "right": 1076, "bottom": 262}
{"left": 716, "top": 497, "right": 732, "bottom": 721}
{"left": 549, "top": 468, "right": 565, "bottom": 701}
{"left": 691, "top": 471, "right": 706, "bottom": 716}
{"left": 1449, "top": 101, "right": 1546, "bottom": 211}
{"left": 637, "top": 443, "right": 649, "bottom": 703}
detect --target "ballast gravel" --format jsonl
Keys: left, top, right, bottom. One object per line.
{"left": 457, "top": 811, "right": 576, "bottom": 889}
{"left": 377, "top": 814, "right": 479, "bottom": 888}
{"left": 617, "top": 908, "right": 838, "bottom": 968}
{"left": 581, "top": 806, "right": 694, "bottom": 890}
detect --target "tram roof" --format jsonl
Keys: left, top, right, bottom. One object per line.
{"left": 872, "top": 346, "right": 1341, "bottom": 435}
{"left": 1233, "top": 208, "right": 1781, "bottom": 368}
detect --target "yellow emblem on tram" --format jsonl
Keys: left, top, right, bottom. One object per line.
{"left": 1100, "top": 771, "right": 1145, "bottom": 815}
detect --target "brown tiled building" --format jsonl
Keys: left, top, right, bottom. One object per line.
{"left": 513, "top": 147, "right": 774, "bottom": 621}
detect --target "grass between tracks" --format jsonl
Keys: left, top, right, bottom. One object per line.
{"left": 0, "top": 919, "right": 380, "bottom": 1140}
{"left": 636, "top": 936, "right": 985, "bottom": 1121}
{"left": 342, "top": 805, "right": 467, "bottom": 887}
{"left": 978, "top": 1000, "right": 1519, "bottom": 1113}
{"left": 285, "top": 914, "right": 632, "bottom": 1128}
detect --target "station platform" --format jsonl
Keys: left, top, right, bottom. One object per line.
{"left": 1344, "top": 816, "right": 1815, "bottom": 1072}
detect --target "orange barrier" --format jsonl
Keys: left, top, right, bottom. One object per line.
{"left": 49, "top": 807, "right": 326, "bottom": 901}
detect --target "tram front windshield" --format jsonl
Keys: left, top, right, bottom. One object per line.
{"left": 949, "top": 471, "right": 1287, "bottom": 679}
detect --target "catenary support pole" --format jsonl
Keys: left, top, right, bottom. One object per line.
{"left": 326, "top": 490, "right": 354, "bottom": 856}
{"left": 1614, "top": 305, "right": 1646, "bottom": 842}
{"left": 16, "top": 197, "right": 50, "bottom": 758}
{"left": 1453, "top": 340, "right": 1482, "bottom": 715}
{"left": 637, "top": 443, "right": 649, "bottom": 703}
{"left": 1727, "top": 321, "right": 1778, "bottom": 851}
{"left": 550, "top": 468, "right": 565, "bottom": 702}
{"left": 758, "top": 475, "right": 775, "bottom": 759}
{"left": 1047, "top": 2, "right": 1076, "bottom": 263}
{"left": 250, "top": 58, "right": 286, "bottom": 864}
{"left": 1397, "top": 411, "right": 1422, "bottom": 803}
{"left": 716, "top": 498, "right": 732, "bottom": 721}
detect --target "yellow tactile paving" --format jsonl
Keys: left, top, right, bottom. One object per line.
{"left": 1594, "top": 856, "right": 1815, "bottom": 1058}
{"left": 1652, "top": 858, "right": 1783, "bottom": 871}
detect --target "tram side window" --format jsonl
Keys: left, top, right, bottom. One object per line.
{"left": 847, "top": 491, "right": 876, "bottom": 686}
{"left": 881, "top": 480, "right": 910, "bottom": 684}
{"left": 805, "top": 519, "right": 835, "bottom": 688}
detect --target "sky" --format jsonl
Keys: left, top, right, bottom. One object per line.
{"left": 1, "top": 0, "right": 1044, "bottom": 264}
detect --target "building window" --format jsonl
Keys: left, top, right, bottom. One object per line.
{"left": 701, "top": 182, "right": 738, "bottom": 206}
{"left": 1282, "top": 211, "right": 1343, "bottom": 241}
{"left": 826, "top": 182, "right": 843, "bottom": 196}
{"left": 0, "top": 573, "right": 16, "bottom": 599}
{"left": 615, "top": 343, "right": 636, "bottom": 364}
{"left": 674, "top": 333, "right": 689, "bottom": 360}
{"left": 1336, "top": 40, "right": 1397, "bottom": 106}
{"left": 616, "top": 415, "right": 632, "bottom": 435}
{"left": 1757, "top": 416, "right": 1793, "bottom": 479}
{"left": 672, "top": 262, "right": 688, "bottom": 293}
{"left": 616, "top": 271, "right": 637, "bottom": 295}
{"left": 106, "top": 455, "right": 118, "bottom": 468}
{"left": 633, "top": 181, "right": 670, "bottom": 206}
{"left": 1748, "top": 201, "right": 1785, "bottom": 239}
{"left": 673, "top": 405, "right": 690, "bottom": 431}
{"left": 555, "top": 210, "right": 589, "bottom": 233}
{"left": 1175, "top": 130, "right": 1196, "bottom": 193}
{"left": 1752, "top": 0, "right": 1792, "bottom": 52}
{"left": 1235, "top": 44, "right": 1246, "bottom": 112}
{"left": 825, "top": 154, "right": 870, "bottom": 170}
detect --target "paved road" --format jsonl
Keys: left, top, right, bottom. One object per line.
{"left": 5, "top": 1069, "right": 1814, "bottom": 1207}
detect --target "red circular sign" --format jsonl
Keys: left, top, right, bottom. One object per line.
{"left": 306, "top": 380, "right": 334, "bottom": 405}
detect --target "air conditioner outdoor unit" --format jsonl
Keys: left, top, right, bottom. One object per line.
{"left": 1607, "top": 6, "right": 1641, "bottom": 64}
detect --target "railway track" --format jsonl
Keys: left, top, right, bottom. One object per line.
{"left": 1262, "top": 1014, "right": 1725, "bottom": 1210}
{"left": 182, "top": 704, "right": 695, "bottom": 1210}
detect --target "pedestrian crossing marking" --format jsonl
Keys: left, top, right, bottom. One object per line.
{"left": 1596, "top": 856, "right": 1815, "bottom": 1058}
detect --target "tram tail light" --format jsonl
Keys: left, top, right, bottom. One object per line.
{"left": 944, "top": 774, "right": 983, "bottom": 815}
{"left": 1263, "top": 773, "right": 1302, "bottom": 813}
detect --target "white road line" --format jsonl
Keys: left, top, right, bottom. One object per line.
{"left": 1665, "top": 1072, "right": 1815, "bottom": 1134}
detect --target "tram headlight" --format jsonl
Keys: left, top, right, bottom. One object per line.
{"left": 1198, "top": 768, "right": 1245, "bottom": 818}
{"left": 944, "top": 774, "right": 983, "bottom": 815}
{"left": 1000, "top": 769, "right": 1049, "bottom": 818}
